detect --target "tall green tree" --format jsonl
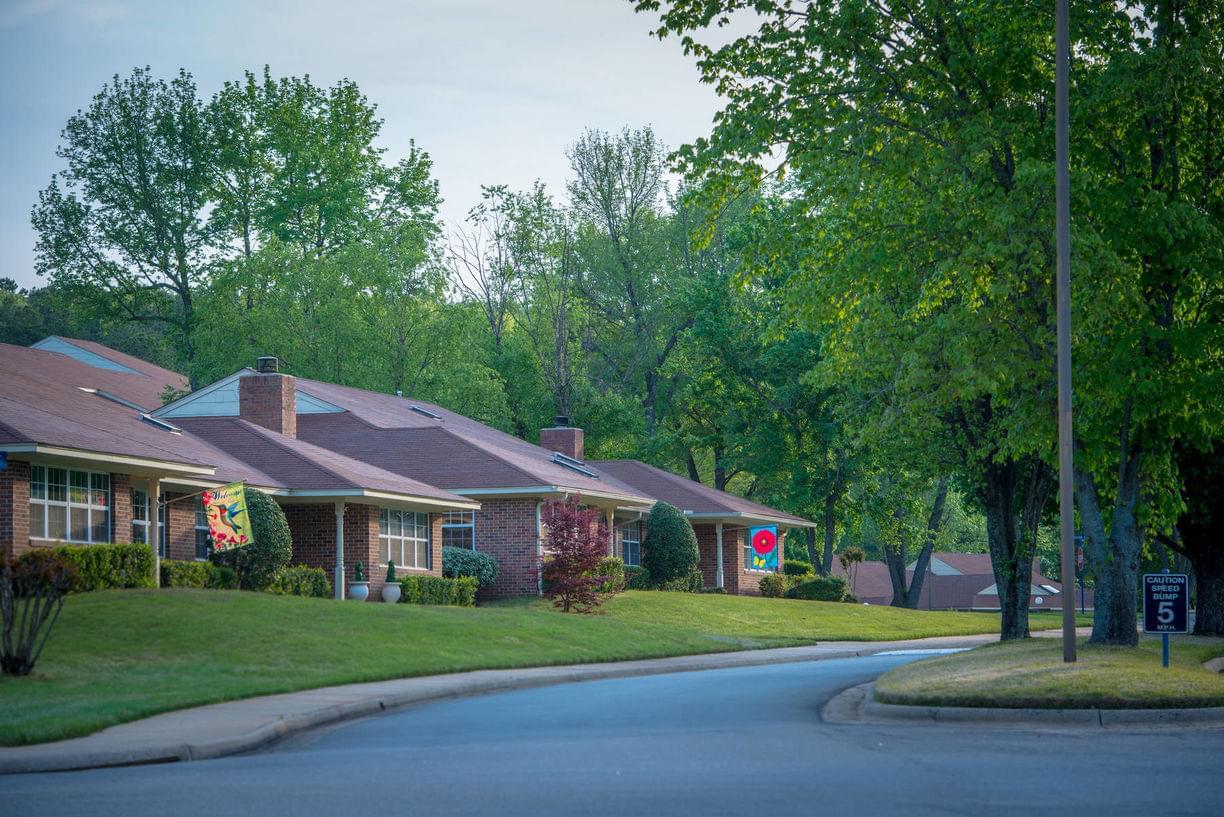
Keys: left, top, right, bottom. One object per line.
{"left": 32, "top": 68, "right": 214, "bottom": 375}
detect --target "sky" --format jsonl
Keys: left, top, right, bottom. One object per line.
{"left": 0, "top": 0, "right": 722, "bottom": 289}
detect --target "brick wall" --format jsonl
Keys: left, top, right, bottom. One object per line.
{"left": 110, "top": 473, "right": 132, "bottom": 543}
{"left": 163, "top": 492, "right": 202, "bottom": 561}
{"left": 0, "top": 460, "right": 30, "bottom": 558}
{"left": 282, "top": 502, "right": 444, "bottom": 600}
{"left": 238, "top": 373, "right": 296, "bottom": 437}
{"left": 474, "top": 498, "right": 540, "bottom": 598}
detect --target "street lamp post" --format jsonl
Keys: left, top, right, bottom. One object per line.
{"left": 1056, "top": 0, "right": 1077, "bottom": 663}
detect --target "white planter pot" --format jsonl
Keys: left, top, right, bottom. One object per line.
{"left": 349, "top": 582, "right": 369, "bottom": 602}
{"left": 381, "top": 582, "right": 402, "bottom": 604}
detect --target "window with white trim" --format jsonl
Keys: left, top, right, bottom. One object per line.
{"left": 441, "top": 511, "right": 475, "bottom": 550}
{"left": 28, "top": 465, "right": 110, "bottom": 544}
{"left": 131, "top": 488, "right": 150, "bottom": 546}
{"left": 379, "top": 509, "right": 430, "bottom": 570}
{"left": 621, "top": 521, "right": 641, "bottom": 566}
{"left": 194, "top": 497, "right": 212, "bottom": 560}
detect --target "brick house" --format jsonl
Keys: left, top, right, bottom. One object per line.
{"left": 2, "top": 338, "right": 813, "bottom": 599}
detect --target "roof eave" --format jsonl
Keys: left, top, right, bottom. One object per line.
{"left": 681, "top": 511, "right": 816, "bottom": 529}
{"left": 3, "top": 444, "right": 215, "bottom": 478}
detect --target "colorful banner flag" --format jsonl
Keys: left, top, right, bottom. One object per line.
{"left": 748, "top": 525, "right": 779, "bottom": 571}
{"left": 201, "top": 482, "right": 252, "bottom": 550}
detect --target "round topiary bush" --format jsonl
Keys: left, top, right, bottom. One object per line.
{"left": 641, "top": 501, "right": 699, "bottom": 587}
{"left": 210, "top": 489, "right": 293, "bottom": 590}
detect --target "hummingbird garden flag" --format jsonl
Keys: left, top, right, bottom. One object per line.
{"left": 201, "top": 482, "right": 252, "bottom": 550}
{"left": 748, "top": 525, "right": 779, "bottom": 571}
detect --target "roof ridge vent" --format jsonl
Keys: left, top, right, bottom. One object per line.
{"left": 77, "top": 386, "right": 147, "bottom": 412}
{"left": 140, "top": 413, "right": 182, "bottom": 434}
{"left": 409, "top": 404, "right": 442, "bottom": 420}
{"left": 551, "top": 452, "right": 599, "bottom": 479}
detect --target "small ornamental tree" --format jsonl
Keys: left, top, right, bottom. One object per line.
{"left": 641, "top": 502, "right": 699, "bottom": 586}
{"left": 210, "top": 489, "right": 292, "bottom": 590}
{"left": 541, "top": 496, "right": 611, "bottom": 613}
{"left": 1, "top": 551, "right": 78, "bottom": 676}
{"left": 838, "top": 546, "right": 866, "bottom": 595}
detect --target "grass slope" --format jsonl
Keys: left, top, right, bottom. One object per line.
{"left": 875, "top": 636, "right": 1224, "bottom": 709}
{"left": 1, "top": 589, "right": 1073, "bottom": 746}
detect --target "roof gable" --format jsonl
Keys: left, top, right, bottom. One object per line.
{"left": 154, "top": 371, "right": 344, "bottom": 419}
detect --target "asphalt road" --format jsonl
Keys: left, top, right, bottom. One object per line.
{"left": 3, "top": 653, "right": 1222, "bottom": 816}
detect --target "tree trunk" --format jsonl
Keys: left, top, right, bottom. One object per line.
{"left": 902, "top": 478, "right": 950, "bottom": 610}
{"left": 805, "top": 528, "right": 824, "bottom": 575}
{"left": 1193, "top": 555, "right": 1224, "bottom": 636}
{"left": 821, "top": 490, "right": 837, "bottom": 577}
{"left": 983, "top": 458, "right": 1051, "bottom": 640}
{"left": 1173, "top": 442, "right": 1223, "bottom": 636}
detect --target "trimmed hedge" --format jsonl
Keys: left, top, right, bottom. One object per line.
{"left": 441, "top": 546, "right": 498, "bottom": 588}
{"left": 641, "top": 502, "right": 699, "bottom": 585}
{"left": 787, "top": 574, "right": 849, "bottom": 602}
{"left": 758, "top": 573, "right": 787, "bottom": 598}
{"left": 266, "top": 565, "right": 331, "bottom": 598}
{"left": 593, "top": 556, "right": 626, "bottom": 593}
{"left": 20, "top": 543, "right": 155, "bottom": 592}
{"left": 159, "top": 560, "right": 241, "bottom": 590}
{"left": 399, "top": 575, "right": 478, "bottom": 607}
{"left": 783, "top": 559, "right": 815, "bottom": 578}
{"left": 624, "top": 565, "right": 651, "bottom": 590}
{"left": 657, "top": 567, "right": 704, "bottom": 593}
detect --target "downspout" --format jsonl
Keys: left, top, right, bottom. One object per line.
{"left": 716, "top": 522, "right": 725, "bottom": 590}
{"left": 334, "top": 501, "right": 345, "bottom": 601}
{"left": 151, "top": 478, "right": 162, "bottom": 589}
{"left": 536, "top": 501, "right": 544, "bottom": 596}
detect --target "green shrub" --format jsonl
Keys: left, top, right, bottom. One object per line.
{"left": 209, "top": 564, "right": 238, "bottom": 589}
{"left": 657, "top": 567, "right": 704, "bottom": 593}
{"left": 759, "top": 573, "right": 787, "bottom": 598}
{"left": 399, "top": 575, "right": 478, "bottom": 606}
{"left": 266, "top": 565, "right": 331, "bottom": 598}
{"left": 161, "top": 560, "right": 214, "bottom": 589}
{"left": 209, "top": 490, "right": 292, "bottom": 590}
{"left": 593, "top": 556, "right": 626, "bottom": 593}
{"left": 641, "top": 502, "right": 699, "bottom": 585}
{"left": 783, "top": 559, "right": 815, "bottom": 578}
{"left": 787, "top": 574, "right": 849, "bottom": 602}
{"left": 24, "top": 543, "right": 155, "bottom": 592}
{"left": 624, "top": 565, "right": 651, "bottom": 590}
{"left": 386, "top": 561, "right": 397, "bottom": 583}
{"left": 441, "top": 547, "right": 498, "bottom": 588}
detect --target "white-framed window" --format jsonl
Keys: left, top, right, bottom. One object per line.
{"left": 131, "top": 488, "right": 150, "bottom": 546}
{"left": 621, "top": 521, "right": 641, "bottom": 566}
{"left": 379, "top": 509, "right": 430, "bottom": 570}
{"left": 194, "top": 496, "right": 212, "bottom": 560}
{"left": 441, "top": 511, "right": 475, "bottom": 550}
{"left": 28, "top": 464, "right": 110, "bottom": 544}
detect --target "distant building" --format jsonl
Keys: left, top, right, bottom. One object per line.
{"left": 830, "top": 552, "right": 1092, "bottom": 611}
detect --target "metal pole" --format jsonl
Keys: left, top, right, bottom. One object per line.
{"left": 1056, "top": 0, "right": 1077, "bottom": 663}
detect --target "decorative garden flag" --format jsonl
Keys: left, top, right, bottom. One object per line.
{"left": 748, "top": 525, "right": 779, "bottom": 571}
{"left": 201, "top": 482, "right": 252, "bottom": 550}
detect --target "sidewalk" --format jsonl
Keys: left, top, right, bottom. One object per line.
{"left": 0, "top": 632, "right": 1005, "bottom": 775}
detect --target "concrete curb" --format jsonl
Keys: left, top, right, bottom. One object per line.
{"left": 0, "top": 633, "right": 1001, "bottom": 776}
{"left": 824, "top": 682, "right": 1224, "bottom": 730}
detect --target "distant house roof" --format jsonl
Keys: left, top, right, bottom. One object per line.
{"left": 591, "top": 459, "right": 814, "bottom": 528}
{"left": 31, "top": 336, "right": 188, "bottom": 407}
{"left": 834, "top": 553, "right": 1073, "bottom": 609}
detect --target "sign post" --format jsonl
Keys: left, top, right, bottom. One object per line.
{"left": 1143, "top": 571, "right": 1188, "bottom": 668}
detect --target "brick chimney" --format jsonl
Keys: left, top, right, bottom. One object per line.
{"left": 238, "top": 356, "right": 296, "bottom": 437}
{"left": 540, "top": 415, "right": 584, "bottom": 461}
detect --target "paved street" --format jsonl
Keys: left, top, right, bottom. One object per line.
{"left": 3, "top": 653, "right": 1222, "bottom": 816}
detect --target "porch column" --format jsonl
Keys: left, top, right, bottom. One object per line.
{"left": 334, "top": 501, "right": 345, "bottom": 600}
{"left": 606, "top": 508, "right": 616, "bottom": 557}
{"left": 151, "top": 478, "right": 162, "bottom": 588}
{"left": 716, "top": 523, "right": 725, "bottom": 590}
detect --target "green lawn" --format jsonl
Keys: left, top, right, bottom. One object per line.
{"left": 875, "top": 635, "right": 1224, "bottom": 709}
{"left": 0, "top": 589, "right": 1075, "bottom": 746}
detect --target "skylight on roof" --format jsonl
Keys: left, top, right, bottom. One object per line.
{"left": 409, "top": 405, "right": 442, "bottom": 420}
{"left": 551, "top": 452, "right": 598, "bottom": 479}
{"left": 140, "top": 414, "right": 182, "bottom": 434}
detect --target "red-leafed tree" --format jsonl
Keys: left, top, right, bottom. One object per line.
{"left": 541, "top": 496, "right": 610, "bottom": 613}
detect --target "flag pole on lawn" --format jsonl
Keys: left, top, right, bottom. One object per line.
{"left": 1056, "top": 0, "right": 1077, "bottom": 663}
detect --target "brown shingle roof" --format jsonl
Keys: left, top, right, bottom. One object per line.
{"left": 590, "top": 459, "right": 813, "bottom": 527}
{"left": 174, "top": 417, "right": 472, "bottom": 505}
{"left": 32, "top": 337, "right": 188, "bottom": 409}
